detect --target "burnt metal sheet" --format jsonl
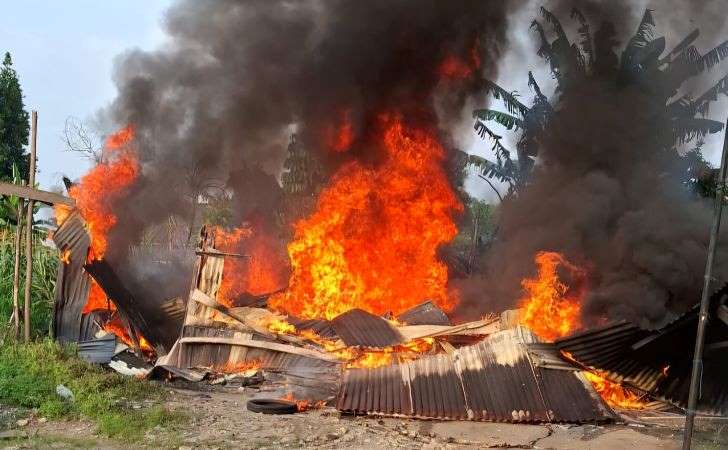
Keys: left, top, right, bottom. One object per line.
{"left": 555, "top": 284, "right": 728, "bottom": 414}
{"left": 396, "top": 301, "right": 451, "bottom": 326}
{"left": 288, "top": 317, "right": 338, "bottom": 339}
{"left": 331, "top": 309, "right": 404, "bottom": 348}
{"left": 52, "top": 212, "right": 92, "bottom": 344}
{"left": 337, "top": 327, "right": 614, "bottom": 423}
{"left": 78, "top": 335, "right": 117, "bottom": 363}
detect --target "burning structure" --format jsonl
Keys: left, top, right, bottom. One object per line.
{"left": 49, "top": 0, "right": 728, "bottom": 428}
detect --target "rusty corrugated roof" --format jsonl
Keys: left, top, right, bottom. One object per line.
{"left": 52, "top": 212, "right": 93, "bottom": 344}
{"left": 396, "top": 301, "right": 450, "bottom": 326}
{"left": 331, "top": 308, "right": 404, "bottom": 348}
{"left": 337, "top": 327, "right": 614, "bottom": 423}
{"left": 555, "top": 284, "right": 728, "bottom": 414}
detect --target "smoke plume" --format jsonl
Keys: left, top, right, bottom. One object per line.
{"left": 466, "top": 2, "right": 728, "bottom": 328}
{"left": 102, "top": 0, "right": 523, "bottom": 301}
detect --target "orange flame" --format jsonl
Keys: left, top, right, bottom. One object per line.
{"left": 438, "top": 38, "right": 481, "bottom": 81}
{"left": 280, "top": 393, "right": 326, "bottom": 412}
{"left": 270, "top": 115, "right": 461, "bottom": 320}
{"left": 60, "top": 249, "right": 71, "bottom": 264}
{"left": 215, "top": 226, "right": 287, "bottom": 307}
{"left": 69, "top": 125, "right": 139, "bottom": 260}
{"left": 103, "top": 316, "right": 153, "bottom": 353}
{"left": 326, "top": 108, "right": 354, "bottom": 152}
{"left": 82, "top": 279, "right": 116, "bottom": 314}
{"left": 583, "top": 372, "right": 646, "bottom": 410}
{"left": 54, "top": 204, "right": 73, "bottom": 227}
{"left": 518, "top": 251, "right": 585, "bottom": 342}
{"left": 218, "top": 359, "right": 262, "bottom": 374}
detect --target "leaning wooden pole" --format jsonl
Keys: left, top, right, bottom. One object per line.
{"left": 22, "top": 111, "right": 37, "bottom": 342}
{"left": 682, "top": 118, "right": 728, "bottom": 450}
{"left": 11, "top": 186, "right": 25, "bottom": 338}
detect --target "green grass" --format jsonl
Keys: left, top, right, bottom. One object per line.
{"left": 0, "top": 227, "right": 58, "bottom": 337}
{"left": 0, "top": 340, "right": 184, "bottom": 441}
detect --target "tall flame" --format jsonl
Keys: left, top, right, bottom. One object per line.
{"left": 270, "top": 115, "right": 461, "bottom": 320}
{"left": 68, "top": 125, "right": 139, "bottom": 260}
{"left": 518, "top": 251, "right": 585, "bottom": 342}
{"left": 215, "top": 226, "right": 287, "bottom": 307}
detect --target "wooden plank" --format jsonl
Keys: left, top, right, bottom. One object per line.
{"left": 0, "top": 181, "right": 75, "bottom": 206}
{"left": 178, "top": 336, "right": 341, "bottom": 362}
{"left": 189, "top": 289, "right": 306, "bottom": 347}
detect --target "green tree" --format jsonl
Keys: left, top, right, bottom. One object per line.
{"left": 470, "top": 8, "right": 728, "bottom": 198}
{"left": 0, "top": 52, "right": 30, "bottom": 181}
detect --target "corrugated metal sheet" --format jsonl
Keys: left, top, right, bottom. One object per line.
{"left": 337, "top": 327, "right": 614, "bottom": 423}
{"left": 331, "top": 309, "right": 404, "bottom": 348}
{"left": 52, "top": 212, "right": 92, "bottom": 344}
{"left": 396, "top": 301, "right": 451, "bottom": 326}
{"left": 78, "top": 335, "right": 117, "bottom": 363}
{"left": 555, "top": 284, "right": 728, "bottom": 414}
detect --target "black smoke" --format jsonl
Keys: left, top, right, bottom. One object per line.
{"left": 102, "top": 1, "right": 523, "bottom": 302}
{"left": 463, "top": 3, "right": 728, "bottom": 329}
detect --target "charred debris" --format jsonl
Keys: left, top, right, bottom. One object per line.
{"left": 52, "top": 215, "right": 728, "bottom": 422}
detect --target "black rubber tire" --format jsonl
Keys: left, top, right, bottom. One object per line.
{"left": 246, "top": 398, "right": 298, "bottom": 414}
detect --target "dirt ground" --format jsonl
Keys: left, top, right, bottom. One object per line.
{"left": 2, "top": 387, "right": 727, "bottom": 449}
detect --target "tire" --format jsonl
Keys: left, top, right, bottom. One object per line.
{"left": 247, "top": 398, "right": 298, "bottom": 414}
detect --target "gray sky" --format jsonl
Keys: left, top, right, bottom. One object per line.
{"left": 0, "top": 1, "right": 172, "bottom": 190}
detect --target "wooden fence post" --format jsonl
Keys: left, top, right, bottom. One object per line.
{"left": 23, "top": 111, "right": 37, "bottom": 342}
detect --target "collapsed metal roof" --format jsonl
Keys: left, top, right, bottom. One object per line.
{"left": 555, "top": 284, "right": 728, "bottom": 414}
{"left": 337, "top": 326, "right": 615, "bottom": 423}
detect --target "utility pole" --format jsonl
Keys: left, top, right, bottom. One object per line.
{"left": 682, "top": 118, "right": 728, "bottom": 449}
{"left": 22, "top": 111, "right": 37, "bottom": 342}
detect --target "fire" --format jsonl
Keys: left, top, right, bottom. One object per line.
{"left": 438, "top": 39, "right": 481, "bottom": 81}
{"left": 54, "top": 204, "right": 72, "bottom": 227}
{"left": 82, "top": 279, "right": 115, "bottom": 314}
{"left": 583, "top": 372, "right": 646, "bottom": 410}
{"left": 218, "top": 359, "right": 261, "bottom": 374}
{"left": 104, "top": 316, "right": 153, "bottom": 353}
{"left": 215, "top": 226, "right": 287, "bottom": 307}
{"left": 281, "top": 393, "right": 326, "bottom": 412}
{"left": 68, "top": 125, "right": 139, "bottom": 260}
{"left": 326, "top": 108, "right": 354, "bottom": 152}
{"left": 60, "top": 249, "right": 71, "bottom": 264}
{"left": 518, "top": 251, "right": 586, "bottom": 342}
{"left": 347, "top": 351, "right": 393, "bottom": 369}
{"left": 270, "top": 115, "right": 462, "bottom": 320}
{"left": 264, "top": 317, "right": 296, "bottom": 334}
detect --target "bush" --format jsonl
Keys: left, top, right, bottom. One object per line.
{"left": 0, "top": 227, "right": 58, "bottom": 337}
{"left": 0, "top": 340, "right": 183, "bottom": 440}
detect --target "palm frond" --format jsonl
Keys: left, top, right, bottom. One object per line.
{"left": 473, "top": 109, "right": 523, "bottom": 130}
{"left": 479, "top": 79, "right": 529, "bottom": 116}
{"left": 691, "top": 74, "right": 728, "bottom": 117}
{"left": 530, "top": 20, "right": 555, "bottom": 65}
{"left": 628, "top": 9, "right": 656, "bottom": 50}
{"left": 466, "top": 153, "right": 517, "bottom": 185}
{"left": 659, "top": 29, "right": 699, "bottom": 65}
{"left": 695, "top": 40, "right": 728, "bottom": 73}
{"left": 540, "top": 7, "right": 568, "bottom": 43}
{"left": 473, "top": 121, "right": 512, "bottom": 163}
{"left": 674, "top": 117, "right": 724, "bottom": 145}
{"left": 570, "top": 8, "right": 593, "bottom": 67}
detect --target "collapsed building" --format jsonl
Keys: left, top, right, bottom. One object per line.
{"left": 51, "top": 212, "right": 728, "bottom": 423}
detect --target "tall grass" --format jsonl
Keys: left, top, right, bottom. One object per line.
{"left": 0, "top": 226, "right": 58, "bottom": 337}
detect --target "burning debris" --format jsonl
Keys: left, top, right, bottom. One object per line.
{"left": 42, "top": 1, "right": 728, "bottom": 437}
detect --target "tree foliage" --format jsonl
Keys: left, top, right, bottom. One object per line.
{"left": 0, "top": 52, "right": 30, "bottom": 181}
{"left": 470, "top": 8, "right": 728, "bottom": 199}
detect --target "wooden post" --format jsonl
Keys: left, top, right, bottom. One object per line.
{"left": 682, "top": 118, "right": 728, "bottom": 450}
{"left": 22, "top": 111, "right": 37, "bottom": 342}
{"left": 11, "top": 187, "right": 25, "bottom": 338}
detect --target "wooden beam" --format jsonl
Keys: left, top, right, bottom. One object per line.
{"left": 178, "top": 336, "right": 340, "bottom": 362}
{"left": 0, "top": 181, "right": 74, "bottom": 207}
